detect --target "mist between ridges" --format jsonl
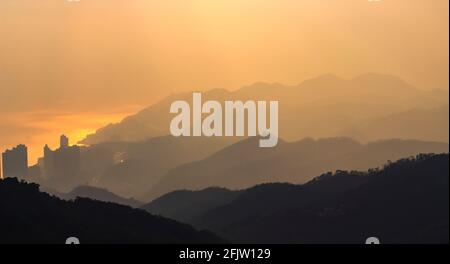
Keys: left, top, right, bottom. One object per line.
{"left": 169, "top": 92, "right": 279, "bottom": 147}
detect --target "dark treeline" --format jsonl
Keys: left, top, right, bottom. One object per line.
{"left": 0, "top": 178, "right": 222, "bottom": 244}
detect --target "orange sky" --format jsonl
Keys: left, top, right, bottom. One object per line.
{"left": 0, "top": 106, "right": 141, "bottom": 166}
{"left": 0, "top": 0, "right": 448, "bottom": 165}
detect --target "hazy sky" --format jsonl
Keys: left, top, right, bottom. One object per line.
{"left": 0, "top": 0, "right": 448, "bottom": 164}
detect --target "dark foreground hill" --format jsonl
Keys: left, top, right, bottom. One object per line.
{"left": 0, "top": 178, "right": 222, "bottom": 244}
{"left": 47, "top": 185, "right": 144, "bottom": 208}
{"left": 144, "top": 154, "right": 449, "bottom": 244}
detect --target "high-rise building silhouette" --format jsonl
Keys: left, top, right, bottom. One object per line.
{"left": 42, "top": 144, "right": 55, "bottom": 179}
{"left": 41, "top": 135, "right": 80, "bottom": 185}
{"left": 60, "top": 135, "right": 69, "bottom": 149}
{"left": 2, "top": 144, "right": 28, "bottom": 179}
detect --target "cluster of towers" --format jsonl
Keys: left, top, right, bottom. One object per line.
{"left": 1, "top": 135, "right": 81, "bottom": 184}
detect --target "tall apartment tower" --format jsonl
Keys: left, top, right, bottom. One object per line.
{"left": 2, "top": 144, "right": 28, "bottom": 179}
{"left": 60, "top": 134, "right": 69, "bottom": 148}
{"left": 42, "top": 135, "right": 81, "bottom": 185}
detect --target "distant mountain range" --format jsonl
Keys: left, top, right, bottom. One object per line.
{"left": 144, "top": 137, "right": 448, "bottom": 201}
{"left": 30, "top": 73, "right": 449, "bottom": 200}
{"left": 143, "top": 154, "right": 449, "bottom": 244}
{"left": 0, "top": 178, "right": 222, "bottom": 244}
{"left": 349, "top": 105, "right": 449, "bottom": 143}
{"left": 80, "top": 73, "right": 449, "bottom": 145}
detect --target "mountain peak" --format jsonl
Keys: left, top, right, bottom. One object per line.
{"left": 298, "top": 73, "right": 343, "bottom": 86}
{"left": 351, "top": 72, "right": 417, "bottom": 90}
{"left": 353, "top": 72, "right": 405, "bottom": 82}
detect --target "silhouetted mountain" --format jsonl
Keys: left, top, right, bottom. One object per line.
{"left": 147, "top": 154, "right": 449, "bottom": 244}
{"left": 0, "top": 178, "right": 223, "bottom": 244}
{"left": 81, "top": 73, "right": 449, "bottom": 145}
{"left": 349, "top": 105, "right": 449, "bottom": 143}
{"left": 52, "top": 185, "right": 143, "bottom": 208}
{"left": 145, "top": 137, "right": 448, "bottom": 200}
{"left": 142, "top": 188, "right": 241, "bottom": 223}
